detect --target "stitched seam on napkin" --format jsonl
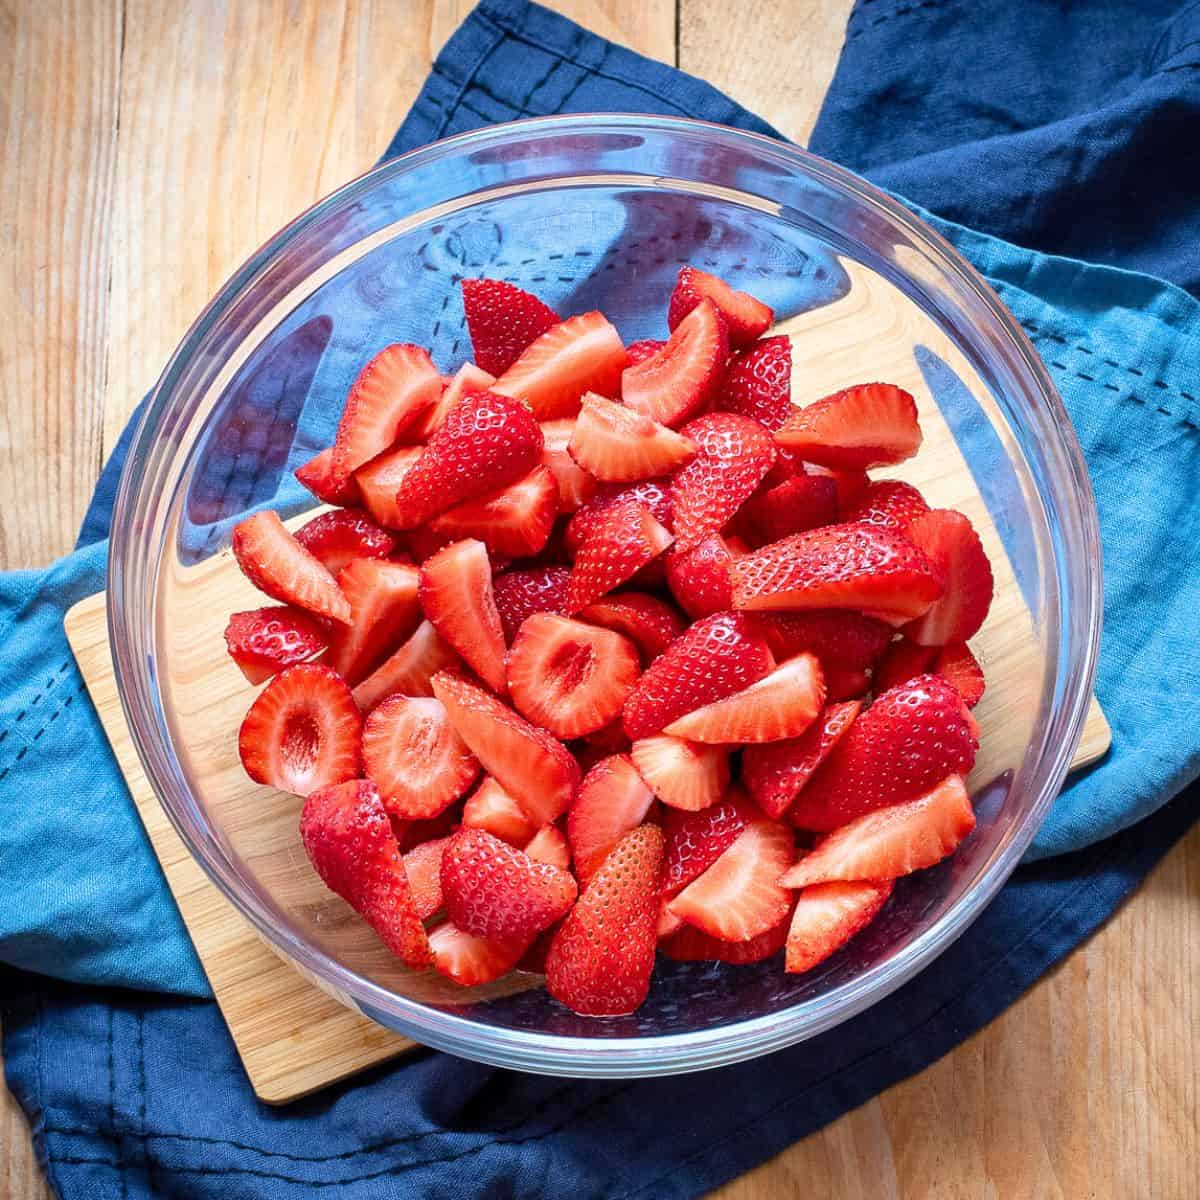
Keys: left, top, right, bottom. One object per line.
{"left": 0, "top": 660, "right": 72, "bottom": 749}
{"left": 846, "top": 0, "right": 944, "bottom": 41}
{"left": 0, "top": 685, "right": 80, "bottom": 783}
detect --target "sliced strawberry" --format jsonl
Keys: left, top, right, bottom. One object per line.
{"left": 300, "top": 779, "right": 431, "bottom": 966}
{"left": 232, "top": 510, "right": 351, "bottom": 623}
{"left": 353, "top": 445, "right": 421, "bottom": 528}
{"left": 824, "top": 665, "right": 871, "bottom": 701}
{"left": 790, "top": 675, "right": 979, "bottom": 831}
{"left": 668, "top": 266, "right": 773, "bottom": 350}
{"left": 396, "top": 804, "right": 463, "bottom": 853}
{"left": 567, "top": 754, "right": 657, "bottom": 884}
{"left": 224, "top": 606, "right": 327, "bottom": 684}
{"left": 440, "top": 827, "right": 577, "bottom": 943}
{"left": 660, "top": 909, "right": 792, "bottom": 964}
{"left": 660, "top": 793, "right": 750, "bottom": 896}
{"left": 737, "top": 471, "right": 838, "bottom": 546}
{"left": 782, "top": 775, "right": 974, "bottom": 889}
{"left": 663, "top": 652, "right": 825, "bottom": 744}
{"left": 462, "top": 776, "right": 538, "bottom": 846}
{"left": 578, "top": 591, "right": 688, "bottom": 662}
{"left": 625, "top": 338, "right": 666, "bottom": 366}
{"left": 902, "top": 509, "right": 994, "bottom": 645}
{"left": 731, "top": 523, "right": 944, "bottom": 620}
{"left": 841, "top": 479, "right": 930, "bottom": 533}
{"left": 362, "top": 695, "right": 480, "bottom": 821}
{"left": 327, "top": 559, "right": 422, "bottom": 684}
{"left": 630, "top": 734, "right": 730, "bottom": 812}
{"left": 743, "top": 700, "right": 862, "bottom": 819}
{"left": 492, "top": 311, "right": 626, "bottom": 420}
{"left": 564, "top": 478, "right": 673, "bottom": 555}
{"left": 670, "top": 412, "right": 777, "bottom": 551}
{"left": 238, "top": 663, "right": 361, "bottom": 794}
{"left": 718, "top": 335, "right": 793, "bottom": 431}
{"left": 784, "top": 879, "right": 893, "bottom": 974}
{"left": 873, "top": 638, "right": 938, "bottom": 694}
{"left": 810, "top": 463, "right": 870, "bottom": 512}
{"left": 668, "top": 818, "right": 794, "bottom": 941}
{"left": 507, "top": 613, "right": 640, "bottom": 739}
{"left": 622, "top": 300, "right": 729, "bottom": 428}
{"left": 409, "top": 362, "right": 496, "bottom": 442}
{"left": 933, "top": 642, "right": 986, "bottom": 707}
{"left": 428, "top": 465, "right": 558, "bottom": 559}
{"left": 403, "top": 835, "right": 451, "bottom": 920}
{"left": 524, "top": 824, "right": 572, "bottom": 870}
{"left": 428, "top": 921, "right": 527, "bottom": 986}
{"left": 777, "top": 382, "right": 922, "bottom": 470}
{"left": 545, "top": 824, "right": 663, "bottom": 1016}
{"left": 295, "top": 446, "right": 362, "bottom": 507}
{"left": 664, "top": 534, "right": 735, "bottom": 619}
{"left": 657, "top": 902, "right": 685, "bottom": 941}
{"left": 461, "top": 278, "right": 560, "bottom": 377}
{"left": 331, "top": 344, "right": 443, "bottom": 481}
{"left": 567, "top": 392, "right": 697, "bottom": 483}
{"left": 539, "top": 418, "right": 596, "bottom": 512}
{"left": 564, "top": 499, "right": 674, "bottom": 613}
{"left": 391, "top": 390, "right": 543, "bottom": 529}
{"left": 622, "top": 611, "right": 774, "bottom": 740}
{"left": 418, "top": 539, "right": 507, "bottom": 694}
{"left": 294, "top": 509, "right": 398, "bottom": 576}
{"left": 432, "top": 672, "right": 580, "bottom": 826}
{"left": 491, "top": 566, "right": 571, "bottom": 644}
{"left": 351, "top": 620, "right": 462, "bottom": 713}
{"left": 747, "top": 610, "right": 893, "bottom": 677}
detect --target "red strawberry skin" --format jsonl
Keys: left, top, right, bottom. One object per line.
{"left": 622, "top": 611, "right": 774, "bottom": 740}
{"left": 625, "top": 338, "right": 666, "bottom": 366}
{"left": 295, "top": 509, "right": 397, "bottom": 577}
{"left": 784, "top": 879, "right": 893, "bottom": 975}
{"left": 776, "top": 382, "right": 922, "bottom": 470}
{"left": 903, "top": 509, "right": 995, "bottom": 646}
{"left": 667, "top": 266, "right": 773, "bottom": 350}
{"left": 747, "top": 610, "right": 893, "bottom": 675}
{"left": 841, "top": 480, "right": 929, "bottom": 534}
{"left": 565, "top": 500, "right": 674, "bottom": 613}
{"left": 295, "top": 447, "right": 362, "bottom": 507}
{"left": 789, "top": 675, "right": 979, "bottom": 831}
{"left": 391, "top": 390, "right": 543, "bottom": 529}
{"left": 665, "top": 534, "right": 735, "bottom": 619}
{"left": 492, "top": 566, "right": 571, "bottom": 643}
{"left": 565, "top": 479, "right": 673, "bottom": 555}
{"left": 300, "top": 780, "right": 432, "bottom": 967}
{"left": 718, "top": 335, "right": 793, "bottom": 431}
{"left": 578, "top": 591, "right": 688, "bottom": 662}
{"left": 660, "top": 794, "right": 751, "bottom": 896}
{"left": 737, "top": 471, "right": 838, "bottom": 546}
{"left": 461, "top": 278, "right": 559, "bottom": 376}
{"left": 224, "top": 606, "right": 327, "bottom": 684}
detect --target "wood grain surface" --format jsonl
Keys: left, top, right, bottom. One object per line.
{"left": 1, "top": 1, "right": 1196, "bottom": 1197}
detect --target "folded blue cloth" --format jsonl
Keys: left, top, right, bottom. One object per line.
{"left": 2, "top": 1, "right": 1199, "bottom": 1196}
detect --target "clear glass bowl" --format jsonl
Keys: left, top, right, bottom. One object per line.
{"left": 108, "top": 115, "right": 1102, "bottom": 1077}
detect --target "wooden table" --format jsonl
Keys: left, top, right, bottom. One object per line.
{"left": 2, "top": 2, "right": 1196, "bottom": 1196}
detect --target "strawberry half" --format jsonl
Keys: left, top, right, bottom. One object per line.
{"left": 295, "top": 446, "right": 362, "bottom": 507}
{"left": 432, "top": 672, "right": 580, "bottom": 826}
{"left": 391, "top": 390, "right": 543, "bottom": 529}
{"left": 660, "top": 909, "right": 792, "bottom": 964}
{"left": 872, "top": 638, "right": 938, "bottom": 694}
{"left": 418, "top": 539, "right": 507, "bottom": 694}
{"left": 663, "top": 652, "right": 826, "bottom": 744}
{"left": 736, "top": 471, "right": 838, "bottom": 546}
{"left": 327, "top": 559, "right": 422, "bottom": 684}
{"left": 567, "top": 754, "right": 657, "bottom": 884}
{"left": 403, "top": 835, "right": 450, "bottom": 920}
{"left": 670, "top": 412, "right": 777, "bottom": 552}
{"left": 622, "top": 611, "right": 774, "bottom": 740}
{"left": 331, "top": 344, "right": 442, "bottom": 481}
{"left": 664, "top": 534, "right": 736, "bottom": 619}
{"left": 668, "top": 266, "right": 773, "bottom": 350}
{"left": 564, "top": 479, "right": 673, "bottom": 555}
{"left": 294, "top": 509, "right": 398, "bottom": 576}
{"left": 409, "top": 362, "right": 496, "bottom": 442}
{"left": 564, "top": 499, "right": 674, "bottom": 613}
{"left": 353, "top": 445, "right": 421, "bottom": 528}
{"left": 660, "top": 793, "right": 751, "bottom": 896}
{"left": 539, "top": 418, "right": 597, "bottom": 512}
{"left": 625, "top": 338, "right": 666, "bottom": 366}
{"left": 524, "top": 825, "right": 571, "bottom": 870}
{"left": 578, "top": 591, "right": 688, "bottom": 662}
{"left": 841, "top": 479, "right": 930, "bottom": 533}
{"left": 777, "top": 382, "right": 922, "bottom": 470}
{"left": 429, "top": 465, "right": 559, "bottom": 558}
{"left": 545, "top": 824, "right": 664, "bottom": 1016}
{"left": 932, "top": 642, "right": 986, "bottom": 708}
{"left": 507, "top": 613, "right": 640, "bottom": 739}
{"left": 784, "top": 879, "right": 893, "bottom": 974}
{"left": 902, "top": 509, "right": 995, "bottom": 645}
{"left": 789, "top": 674, "right": 979, "bottom": 831}
{"left": 224, "top": 606, "right": 327, "bottom": 684}
{"left": 461, "top": 278, "right": 560, "bottom": 377}
{"left": 362, "top": 695, "right": 481, "bottom": 821}
{"left": 232, "top": 510, "right": 351, "bottom": 624}
{"left": 492, "top": 566, "right": 571, "bottom": 644}
{"left": 743, "top": 700, "right": 862, "bottom": 819}
{"left": 667, "top": 818, "right": 794, "bottom": 941}
{"left": 718, "top": 335, "right": 793, "bottom": 431}
{"left": 300, "top": 779, "right": 431, "bottom": 966}
{"left": 351, "top": 619, "right": 462, "bottom": 713}
{"left": 238, "top": 663, "right": 362, "bottom": 794}
{"left": 492, "top": 311, "right": 626, "bottom": 420}
{"left": 567, "top": 392, "right": 697, "bottom": 482}
{"left": 428, "top": 921, "right": 527, "bottom": 986}
{"left": 462, "top": 776, "right": 538, "bottom": 846}
{"left": 782, "top": 775, "right": 975, "bottom": 889}
{"left": 622, "top": 300, "right": 729, "bottom": 428}
{"left": 630, "top": 734, "right": 730, "bottom": 812}
{"left": 747, "top": 610, "right": 893, "bottom": 676}
{"left": 731, "top": 523, "right": 944, "bottom": 620}
{"left": 441, "top": 827, "right": 577, "bottom": 943}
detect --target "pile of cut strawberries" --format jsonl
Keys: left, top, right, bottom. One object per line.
{"left": 224, "top": 266, "right": 994, "bottom": 1016}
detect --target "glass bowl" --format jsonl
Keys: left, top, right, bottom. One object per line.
{"left": 108, "top": 115, "right": 1102, "bottom": 1077}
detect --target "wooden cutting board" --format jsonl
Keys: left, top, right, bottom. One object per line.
{"left": 62, "top": 260, "right": 1111, "bottom": 1105}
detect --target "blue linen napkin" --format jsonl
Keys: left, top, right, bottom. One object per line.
{"left": 2, "top": 0, "right": 1199, "bottom": 1195}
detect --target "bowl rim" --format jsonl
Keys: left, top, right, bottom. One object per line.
{"left": 107, "top": 112, "right": 1103, "bottom": 1076}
